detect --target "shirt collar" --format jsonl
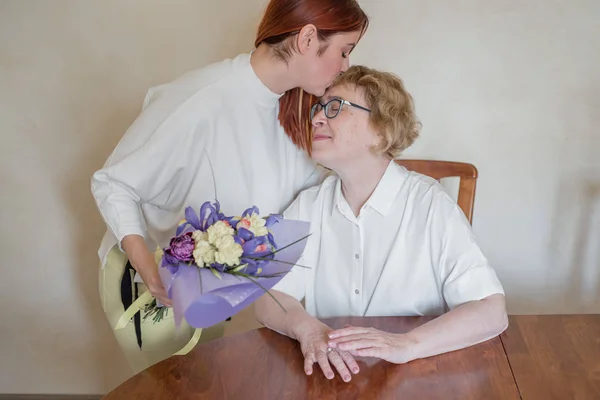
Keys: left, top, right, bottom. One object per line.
{"left": 368, "top": 161, "right": 408, "bottom": 215}
{"left": 241, "top": 52, "right": 284, "bottom": 106}
{"left": 333, "top": 178, "right": 344, "bottom": 217}
{"left": 333, "top": 161, "right": 407, "bottom": 218}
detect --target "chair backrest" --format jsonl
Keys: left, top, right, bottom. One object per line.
{"left": 395, "top": 159, "right": 478, "bottom": 224}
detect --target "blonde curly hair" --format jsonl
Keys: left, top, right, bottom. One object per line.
{"left": 330, "top": 65, "right": 421, "bottom": 158}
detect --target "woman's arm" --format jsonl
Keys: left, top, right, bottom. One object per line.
{"left": 92, "top": 88, "right": 209, "bottom": 303}
{"left": 327, "top": 293, "right": 508, "bottom": 364}
{"left": 404, "top": 293, "right": 508, "bottom": 360}
{"left": 254, "top": 192, "right": 320, "bottom": 340}
{"left": 255, "top": 290, "right": 320, "bottom": 340}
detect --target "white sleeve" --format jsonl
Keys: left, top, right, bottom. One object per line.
{"left": 440, "top": 205, "right": 505, "bottom": 309}
{"left": 91, "top": 88, "right": 209, "bottom": 248}
{"left": 270, "top": 195, "right": 308, "bottom": 301}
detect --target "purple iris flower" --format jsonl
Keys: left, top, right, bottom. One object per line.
{"left": 265, "top": 214, "right": 282, "bottom": 248}
{"left": 225, "top": 217, "right": 240, "bottom": 229}
{"left": 199, "top": 202, "right": 219, "bottom": 230}
{"left": 265, "top": 214, "right": 282, "bottom": 228}
{"left": 161, "top": 251, "right": 183, "bottom": 274}
{"left": 233, "top": 235, "right": 244, "bottom": 246}
{"left": 210, "top": 262, "right": 227, "bottom": 273}
{"left": 237, "top": 227, "right": 254, "bottom": 242}
{"left": 242, "top": 206, "right": 260, "bottom": 218}
{"left": 176, "top": 206, "right": 202, "bottom": 235}
{"left": 267, "top": 232, "right": 277, "bottom": 249}
{"left": 242, "top": 236, "right": 270, "bottom": 257}
{"left": 241, "top": 259, "right": 262, "bottom": 275}
{"left": 179, "top": 201, "right": 241, "bottom": 236}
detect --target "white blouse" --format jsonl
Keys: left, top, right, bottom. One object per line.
{"left": 92, "top": 52, "right": 324, "bottom": 266}
{"left": 273, "top": 161, "right": 504, "bottom": 318}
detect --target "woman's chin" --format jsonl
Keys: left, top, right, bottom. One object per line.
{"left": 310, "top": 148, "right": 326, "bottom": 164}
{"left": 302, "top": 85, "right": 327, "bottom": 97}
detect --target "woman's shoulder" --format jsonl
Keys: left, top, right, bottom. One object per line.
{"left": 392, "top": 165, "right": 469, "bottom": 231}
{"left": 284, "top": 172, "right": 338, "bottom": 218}
{"left": 127, "top": 53, "right": 253, "bottom": 135}
{"left": 144, "top": 53, "right": 250, "bottom": 106}
{"left": 397, "top": 165, "right": 459, "bottom": 211}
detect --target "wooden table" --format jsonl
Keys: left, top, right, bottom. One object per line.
{"left": 103, "top": 315, "right": 600, "bottom": 399}
{"left": 500, "top": 315, "right": 600, "bottom": 399}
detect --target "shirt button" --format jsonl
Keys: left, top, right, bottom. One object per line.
{"left": 355, "top": 289, "right": 360, "bottom": 294}
{"left": 354, "top": 253, "right": 359, "bottom": 259}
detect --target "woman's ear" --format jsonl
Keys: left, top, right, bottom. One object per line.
{"left": 296, "top": 24, "right": 318, "bottom": 55}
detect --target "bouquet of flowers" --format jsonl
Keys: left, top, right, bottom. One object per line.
{"left": 116, "top": 200, "right": 310, "bottom": 335}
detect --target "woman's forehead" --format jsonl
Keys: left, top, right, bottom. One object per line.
{"left": 329, "top": 31, "right": 361, "bottom": 47}
{"left": 322, "top": 85, "right": 362, "bottom": 103}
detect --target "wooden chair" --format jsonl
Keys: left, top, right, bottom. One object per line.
{"left": 395, "top": 160, "right": 478, "bottom": 224}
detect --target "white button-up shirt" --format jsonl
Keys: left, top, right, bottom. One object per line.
{"left": 273, "top": 161, "right": 504, "bottom": 318}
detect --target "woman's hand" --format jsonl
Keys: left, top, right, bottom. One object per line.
{"left": 295, "top": 322, "right": 361, "bottom": 382}
{"left": 255, "top": 292, "right": 358, "bottom": 381}
{"left": 327, "top": 325, "right": 417, "bottom": 364}
{"left": 121, "top": 234, "right": 172, "bottom": 306}
{"left": 136, "top": 261, "right": 171, "bottom": 306}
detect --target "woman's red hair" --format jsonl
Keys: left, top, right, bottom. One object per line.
{"left": 255, "top": 0, "right": 369, "bottom": 154}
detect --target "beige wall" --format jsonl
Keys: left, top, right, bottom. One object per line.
{"left": 1, "top": 0, "right": 598, "bottom": 395}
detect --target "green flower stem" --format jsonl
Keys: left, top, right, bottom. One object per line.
{"left": 242, "top": 256, "right": 311, "bottom": 269}
{"left": 230, "top": 271, "right": 287, "bottom": 313}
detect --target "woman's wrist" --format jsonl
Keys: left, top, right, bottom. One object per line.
{"left": 121, "top": 235, "right": 154, "bottom": 271}
{"left": 398, "top": 331, "right": 421, "bottom": 363}
{"left": 291, "top": 315, "right": 323, "bottom": 342}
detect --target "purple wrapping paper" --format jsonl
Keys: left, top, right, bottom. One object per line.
{"left": 158, "top": 219, "right": 310, "bottom": 328}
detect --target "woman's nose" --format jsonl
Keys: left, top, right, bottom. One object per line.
{"left": 341, "top": 57, "right": 350, "bottom": 72}
{"left": 311, "top": 109, "right": 327, "bottom": 128}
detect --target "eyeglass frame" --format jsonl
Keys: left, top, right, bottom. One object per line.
{"left": 310, "top": 98, "right": 371, "bottom": 121}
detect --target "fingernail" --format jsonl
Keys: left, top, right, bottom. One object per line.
{"left": 344, "top": 376, "right": 350, "bottom": 382}
{"left": 328, "top": 374, "right": 333, "bottom": 379}
{"left": 328, "top": 342, "right": 335, "bottom": 347}
{"left": 353, "top": 368, "right": 359, "bottom": 374}
{"left": 328, "top": 334, "right": 336, "bottom": 339}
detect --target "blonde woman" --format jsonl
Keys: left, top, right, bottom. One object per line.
{"left": 255, "top": 65, "right": 508, "bottom": 382}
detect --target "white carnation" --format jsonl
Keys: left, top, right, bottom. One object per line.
{"left": 192, "top": 238, "right": 215, "bottom": 267}
{"left": 213, "top": 235, "right": 243, "bottom": 266}
{"left": 207, "top": 221, "right": 234, "bottom": 244}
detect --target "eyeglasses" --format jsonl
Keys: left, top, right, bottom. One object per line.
{"left": 310, "top": 98, "right": 371, "bottom": 121}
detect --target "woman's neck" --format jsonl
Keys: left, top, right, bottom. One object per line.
{"left": 250, "top": 44, "right": 299, "bottom": 95}
{"left": 337, "top": 157, "right": 391, "bottom": 217}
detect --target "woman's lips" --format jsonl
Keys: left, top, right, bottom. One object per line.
{"left": 313, "top": 134, "right": 331, "bottom": 141}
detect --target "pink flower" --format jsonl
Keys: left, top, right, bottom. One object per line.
{"left": 238, "top": 218, "right": 251, "bottom": 229}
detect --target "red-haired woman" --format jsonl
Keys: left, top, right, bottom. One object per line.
{"left": 91, "top": 0, "right": 369, "bottom": 374}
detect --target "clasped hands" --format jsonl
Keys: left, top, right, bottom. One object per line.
{"left": 296, "top": 323, "right": 417, "bottom": 382}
